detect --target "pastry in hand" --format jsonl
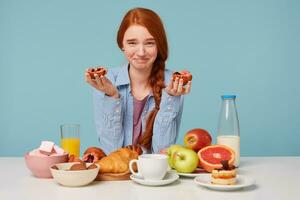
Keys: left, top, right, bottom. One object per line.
{"left": 211, "top": 160, "right": 237, "bottom": 185}
{"left": 172, "top": 70, "right": 192, "bottom": 85}
{"left": 82, "top": 147, "right": 106, "bottom": 163}
{"left": 88, "top": 67, "right": 107, "bottom": 79}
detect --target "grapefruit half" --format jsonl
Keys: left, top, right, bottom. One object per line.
{"left": 198, "top": 145, "right": 235, "bottom": 172}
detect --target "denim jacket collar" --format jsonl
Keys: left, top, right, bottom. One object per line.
{"left": 115, "top": 64, "right": 130, "bottom": 87}
{"left": 115, "top": 64, "right": 154, "bottom": 98}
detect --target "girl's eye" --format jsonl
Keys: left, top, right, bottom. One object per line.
{"left": 128, "top": 41, "right": 137, "bottom": 45}
{"left": 145, "top": 42, "right": 155, "bottom": 46}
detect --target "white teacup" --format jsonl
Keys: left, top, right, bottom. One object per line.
{"left": 129, "top": 154, "right": 168, "bottom": 180}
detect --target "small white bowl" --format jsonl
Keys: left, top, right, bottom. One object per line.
{"left": 50, "top": 162, "right": 100, "bottom": 187}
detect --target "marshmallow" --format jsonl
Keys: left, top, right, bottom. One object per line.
{"left": 29, "top": 141, "right": 65, "bottom": 157}
{"left": 39, "top": 141, "right": 54, "bottom": 156}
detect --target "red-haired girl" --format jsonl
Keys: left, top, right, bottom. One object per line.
{"left": 85, "top": 8, "right": 192, "bottom": 154}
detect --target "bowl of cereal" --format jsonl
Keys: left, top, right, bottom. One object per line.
{"left": 50, "top": 162, "right": 100, "bottom": 187}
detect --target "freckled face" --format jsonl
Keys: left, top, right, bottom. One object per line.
{"left": 122, "top": 25, "right": 158, "bottom": 70}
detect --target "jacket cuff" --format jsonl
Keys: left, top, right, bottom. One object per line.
{"left": 102, "top": 94, "right": 123, "bottom": 115}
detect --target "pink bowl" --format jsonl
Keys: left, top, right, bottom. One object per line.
{"left": 24, "top": 153, "right": 69, "bottom": 178}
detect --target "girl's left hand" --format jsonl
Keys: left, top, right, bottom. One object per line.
{"left": 165, "top": 77, "right": 192, "bottom": 96}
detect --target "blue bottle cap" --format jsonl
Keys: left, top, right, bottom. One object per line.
{"left": 221, "top": 95, "right": 236, "bottom": 99}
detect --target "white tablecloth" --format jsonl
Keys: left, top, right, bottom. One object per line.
{"left": 1, "top": 157, "right": 299, "bottom": 200}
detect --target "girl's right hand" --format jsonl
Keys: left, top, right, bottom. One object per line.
{"left": 85, "top": 69, "right": 119, "bottom": 99}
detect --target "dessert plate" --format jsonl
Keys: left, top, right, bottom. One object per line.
{"left": 130, "top": 171, "right": 179, "bottom": 186}
{"left": 194, "top": 174, "right": 255, "bottom": 191}
{"left": 174, "top": 168, "right": 208, "bottom": 178}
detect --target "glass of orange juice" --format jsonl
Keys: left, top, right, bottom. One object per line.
{"left": 60, "top": 124, "right": 80, "bottom": 157}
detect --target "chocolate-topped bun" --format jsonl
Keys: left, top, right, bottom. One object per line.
{"left": 82, "top": 147, "right": 106, "bottom": 163}
{"left": 172, "top": 70, "right": 192, "bottom": 85}
{"left": 88, "top": 67, "right": 107, "bottom": 79}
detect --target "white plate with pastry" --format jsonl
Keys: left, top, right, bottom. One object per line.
{"left": 130, "top": 171, "right": 179, "bottom": 186}
{"left": 194, "top": 174, "right": 255, "bottom": 191}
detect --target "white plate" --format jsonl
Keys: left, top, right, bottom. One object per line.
{"left": 175, "top": 168, "right": 208, "bottom": 178}
{"left": 194, "top": 174, "right": 255, "bottom": 191}
{"left": 130, "top": 171, "right": 179, "bottom": 186}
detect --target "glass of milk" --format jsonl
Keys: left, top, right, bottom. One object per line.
{"left": 217, "top": 95, "right": 240, "bottom": 166}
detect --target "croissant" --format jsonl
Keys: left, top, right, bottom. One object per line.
{"left": 96, "top": 148, "right": 138, "bottom": 173}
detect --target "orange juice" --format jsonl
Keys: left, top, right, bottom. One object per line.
{"left": 61, "top": 138, "right": 80, "bottom": 157}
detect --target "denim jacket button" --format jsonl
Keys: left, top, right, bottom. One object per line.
{"left": 167, "top": 106, "right": 172, "bottom": 110}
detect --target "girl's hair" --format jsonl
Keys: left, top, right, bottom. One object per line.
{"left": 117, "top": 7, "right": 168, "bottom": 150}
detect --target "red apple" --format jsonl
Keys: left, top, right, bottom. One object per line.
{"left": 184, "top": 128, "right": 212, "bottom": 152}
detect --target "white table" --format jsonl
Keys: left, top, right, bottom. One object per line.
{"left": 1, "top": 157, "right": 299, "bottom": 200}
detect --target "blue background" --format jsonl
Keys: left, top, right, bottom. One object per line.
{"left": 1, "top": 0, "right": 299, "bottom": 156}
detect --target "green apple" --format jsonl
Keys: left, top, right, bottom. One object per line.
{"left": 172, "top": 148, "right": 199, "bottom": 173}
{"left": 167, "top": 145, "right": 184, "bottom": 169}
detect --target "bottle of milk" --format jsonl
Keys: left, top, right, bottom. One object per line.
{"left": 217, "top": 95, "right": 240, "bottom": 166}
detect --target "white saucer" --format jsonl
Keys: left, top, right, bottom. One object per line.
{"left": 174, "top": 168, "right": 208, "bottom": 178}
{"left": 194, "top": 174, "right": 255, "bottom": 191}
{"left": 130, "top": 171, "right": 179, "bottom": 186}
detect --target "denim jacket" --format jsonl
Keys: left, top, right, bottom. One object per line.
{"left": 93, "top": 65, "right": 184, "bottom": 154}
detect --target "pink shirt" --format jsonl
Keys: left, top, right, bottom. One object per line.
{"left": 132, "top": 96, "right": 148, "bottom": 145}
